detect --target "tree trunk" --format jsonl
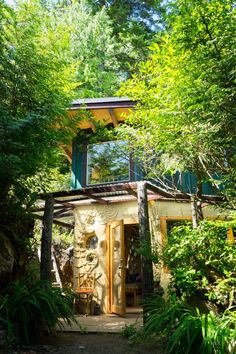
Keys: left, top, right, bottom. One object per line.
{"left": 191, "top": 196, "right": 203, "bottom": 228}
{"left": 191, "top": 166, "right": 204, "bottom": 228}
{"left": 40, "top": 194, "right": 54, "bottom": 283}
{"left": 137, "top": 181, "right": 154, "bottom": 322}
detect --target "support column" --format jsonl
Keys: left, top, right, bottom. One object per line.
{"left": 40, "top": 194, "right": 54, "bottom": 283}
{"left": 137, "top": 181, "right": 154, "bottom": 299}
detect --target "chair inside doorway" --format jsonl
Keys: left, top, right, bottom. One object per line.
{"left": 124, "top": 224, "right": 142, "bottom": 307}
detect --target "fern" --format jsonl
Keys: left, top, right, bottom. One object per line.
{"left": 0, "top": 278, "right": 77, "bottom": 345}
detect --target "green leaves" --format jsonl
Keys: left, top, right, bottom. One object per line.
{"left": 144, "top": 295, "right": 236, "bottom": 354}
{"left": 61, "top": 2, "right": 121, "bottom": 97}
{"left": 118, "top": 0, "right": 236, "bottom": 202}
{"left": 0, "top": 278, "right": 76, "bottom": 345}
{"left": 164, "top": 221, "right": 236, "bottom": 309}
{"left": 0, "top": 0, "right": 75, "bottom": 196}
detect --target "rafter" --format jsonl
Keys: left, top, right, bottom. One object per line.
{"left": 108, "top": 108, "right": 118, "bottom": 127}
{"left": 53, "top": 207, "right": 73, "bottom": 218}
{"left": 127, "top": 189, "right": 138, "bottom": 198}
{"left": 34, "top": 214, "right": 74, "bottom": 229}
{"left": 60, "top": 144, "right": 72, "bottom": 162}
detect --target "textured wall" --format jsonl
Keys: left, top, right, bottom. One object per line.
{"left": 73, "top": 200, "right": 221, "bottom": 313}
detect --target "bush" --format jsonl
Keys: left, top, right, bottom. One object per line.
{"left": 0, "top": 278, "right": 76, "bottom": 345}
{"left": 163, "top": 221, "right": 236, "bottom": 309}
{"left": 144, "top": 296, "right": 236, "bottom": 354}
{"left": 122, "top": 324, "right": 144, "bottom": 344}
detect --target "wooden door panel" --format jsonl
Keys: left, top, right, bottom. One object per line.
{"left": 110, "top": 220, "right": 125, "bottom": 316}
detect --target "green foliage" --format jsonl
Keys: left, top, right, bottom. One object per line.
{"left": 0, "top": 0, "right": 77, "bottom": 280}
{"left": 136, "top": 240, "right": 160, "bottom": 264}
{"left": 55, "top": 228, "right": 73, "bottom": 249}
{"left": 118, "top": 0, "right": 236, "bottom": 203}
{"left": 0, "top": 0, "right": 76, "bottom": 206}
{"left": 144, "top": 296, "right": 202, "bottom": 353}
{"left": 122, "top": 323, "right": 144, "bottom": 344}
{"left": 57, "top": 1, "right": 121, "bottom": 97}
{"left": 84, "top": 0, "right": 165, "bottom": 75}
{"left": 164, "top": 221, "right": 236, "bottom": 308}
{"left": 0, "top": 278, "right": 76, "bottom": 345}
{"left": 144, "top": 220, "right": 236, "bottom": 352}
{"left": 144, "top": 295, "right": 236, "bottom": 354}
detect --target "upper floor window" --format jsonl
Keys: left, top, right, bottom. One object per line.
{"left": 86, "top": 140, "right": 130, "bottom": 185}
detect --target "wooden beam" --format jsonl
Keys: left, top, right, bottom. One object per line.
{"left": 55, "top": 195, "right": 108, "bottom": 205}
{"left": 54, "top": 211, "right": 74, "bottom": 219}
{"left": 52, "top": 219, "right": 74, "bottom": 229}
{"left": 33, "top": 205, "right": 69, "bottom": 212}
{"left": 45, "top": 182, "right": 138, "bottom": 199}
{"left": 227, "top": 228, "right": 235, "bottom": 244}
{"left": 60, "top": 144, "right": 72, "bottom": 162}
{"left": 54, "top": 199, "right": 75, "bottom": 207}
{"left": 35, "top": 214, "right": 74, "bottom": 230}
{"left": 108, "top": 108, "right": 118, "bottom": 127}
{"left": 146, "top": 182, "right": 178, "bottom": 198}
{"left": 137, "top": 181, "right": 154, "bottom": 322}
{"left": 127, "top": 189, "right": 138, "bottom": 198}
{"left": 89, "top": 118, "right": 96, "bottom": 133}
{"left": 72, "top": 190, "right": 108, "bottom": 204}
{"left": 40, "top": 194, "right": 54, "bottom": 283}
{"left": 53, "top": 207, "right": 72, "bottom": 218}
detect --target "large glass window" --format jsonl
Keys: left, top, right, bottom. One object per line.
{"left": 86, "top": 141, "right": 130, "bottom": 185}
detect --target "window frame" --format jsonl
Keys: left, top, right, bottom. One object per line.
{"left": 85, "top": 140, "right": 134, "bottom": 187}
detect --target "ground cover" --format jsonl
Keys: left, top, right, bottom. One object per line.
{"left": 0, "top": 332, "right": 164, "bottom": 354}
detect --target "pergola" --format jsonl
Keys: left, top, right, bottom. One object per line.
{"left": 34, "top": 181, "right": 190, "bottom": 229}
{"left": 34, "top": 181, "right": 219, "bottom": 298}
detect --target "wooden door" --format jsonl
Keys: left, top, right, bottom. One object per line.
{"left": 110, "top": 220, "right": 125, "bottom": 316}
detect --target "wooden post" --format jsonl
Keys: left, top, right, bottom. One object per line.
{"left": 137, "top": 181, "right": 154, "bottom": 305}
{"left": 40, "top": 194, "right": 54, "bottom": 283}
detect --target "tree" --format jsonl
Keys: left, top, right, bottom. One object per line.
{"left": 56, "top": 1, "right": 122, "bottom": 97}
{"left": 0, "top": 0, "right": 75, "bottom": 283}
{"left": 118, "top": 0, "right": 236, "bottom": 225}
{"left": 77, "top": 0, "right": 165, "bottom": 77}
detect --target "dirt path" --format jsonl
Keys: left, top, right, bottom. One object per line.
{"left": 1, "top": 333, "right": 164, "bottom": 354}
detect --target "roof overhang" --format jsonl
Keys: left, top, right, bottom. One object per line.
{"left": 61, "top": 97, "right": 136, "bottom": 161}
{"left": 70, "top": 97, "right": 136, "bottom": 111}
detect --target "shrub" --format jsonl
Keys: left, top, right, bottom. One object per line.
{"left": 0, "top": 278, "right": 76, "bottom": 345}
{"left": 122, "top": 323, "right": 144, "bottom": 344}
{"left": 144, "top": 296, "right": 236, "bottom": 354}
{"left": 163, "top": 221, "right": 236, "bottom": 309}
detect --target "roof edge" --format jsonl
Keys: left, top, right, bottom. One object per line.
{"left": 70, "top": 97, "right": 137, "bottom": 110}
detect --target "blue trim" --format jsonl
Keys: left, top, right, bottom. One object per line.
{"left": 71, "top": 136, "right": 217, "bottom": 195}
{"left": 71, "top": 138, "right": 83, "bottom": 189}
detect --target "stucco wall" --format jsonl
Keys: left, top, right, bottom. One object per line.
{"left": 73, "top": 199, "right": 221, "bottom": 313}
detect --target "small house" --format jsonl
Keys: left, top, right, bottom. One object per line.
{"left": 39, "top": 97, "right": 222, "bottom": 315}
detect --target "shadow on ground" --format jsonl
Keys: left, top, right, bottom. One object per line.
{"left": 0, "top": 332, "right": 165, "bottom": 354}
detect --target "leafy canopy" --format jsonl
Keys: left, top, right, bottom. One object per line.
{"left": 75, "top": 0, "right": 165, "bottom": 76}
{"left": 118, "top": 0, "right": 236, "bottom": 201}
{"left": 0, "top": 0, "right": 76, "bottom": 203}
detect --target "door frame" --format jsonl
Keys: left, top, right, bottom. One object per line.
{"left": 106, "top": 220, "right": 140, "bottom": 314}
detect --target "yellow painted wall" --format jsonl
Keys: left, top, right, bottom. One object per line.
{"left": 73, "top": 199, "right": 223, "bottom": 313}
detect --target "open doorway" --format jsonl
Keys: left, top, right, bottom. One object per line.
{"left": 108, "top": 221, "right": 142, "bottom": 315}
{"left": 124, "top": 224, "right": 142, "bottom": 310}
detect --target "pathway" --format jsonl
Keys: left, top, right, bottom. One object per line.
{"left": 59, "top": 308, "right": 143, "bottom": 333}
